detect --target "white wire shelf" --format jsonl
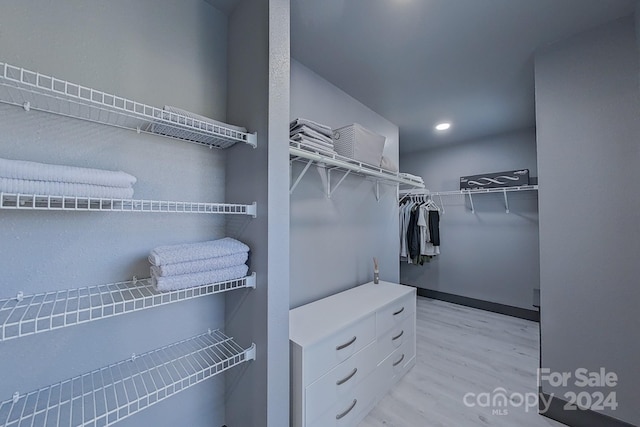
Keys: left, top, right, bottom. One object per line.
{"left": 399, "top": 185, "right": 539, "bottom": 197}
{"left": 0, "top": 274, "right": 256, "bottom": 342}
{"left": 0, "top": 193, "right": 257, "bottom": 217}
{"left": 0, "top": 329, "right": 256, "bottom": 427}
{"left": 0, "top": 61, "right": 257, "bottom": 149}
{"left": 289, "top": 140, "right": 425, "bottom": 198}
{"left": 400, "top": 185, "right": 538, "bottom": 214}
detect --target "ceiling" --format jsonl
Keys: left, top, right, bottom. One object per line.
{"left": 208, "top": 0, "right": 638, "bottom": 153}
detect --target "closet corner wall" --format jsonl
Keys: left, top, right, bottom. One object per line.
{"left": 225, "top": 0, "right": 291, "bottom": 426}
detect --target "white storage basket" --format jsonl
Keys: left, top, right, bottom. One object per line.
{"left": 332, "top": 123, "right": 386, "bottom": 166}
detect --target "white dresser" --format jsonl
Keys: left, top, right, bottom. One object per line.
{"left": 290, "top": 282, "right": 416, "bottom": 427}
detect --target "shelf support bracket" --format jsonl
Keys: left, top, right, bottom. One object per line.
{"left": 290, "top": 159, "right": 313, "bottom": 195}
{"left": 246, "top": 343, "right": 257, "bottom": 361}
{"left": 246, "top": 202, "right": 257, "bottom": 218}
{"left": 503, "top": 188, "right": 510, "bottom": 213}
{"left": 246, "top": 132, "right": 258, "bottom": 148}
{"left": 246, "top": 272, "right": 257, "bottom": 289}
{"left": 467, "top": 191, "right": 475, "bottom": 213}
{"left": 375, "top": 181, "right": 380, "bottom": 202}
{"left": 328, "top": 168, "right": 350, "bottom": 199}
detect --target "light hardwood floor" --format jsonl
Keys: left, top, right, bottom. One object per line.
{"left": 359, "top": 297, "right": 566, "bottom": 427}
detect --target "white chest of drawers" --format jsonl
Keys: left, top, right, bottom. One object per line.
{"left": 290, "top": 282, "right": 416, "bottom": 427}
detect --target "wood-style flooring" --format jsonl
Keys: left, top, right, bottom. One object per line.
{"left": 359, "top": 297, "right": 566, "bottom": 427}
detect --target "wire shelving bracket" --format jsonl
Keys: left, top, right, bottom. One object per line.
{"left": 0, "top": 274, "right": 256, "bottom": 342}
{"left": 0, "top": 330, "right": 255, "bottom": 427}
{"left": 0, "top": 61, "right": 256, "bottom": 149}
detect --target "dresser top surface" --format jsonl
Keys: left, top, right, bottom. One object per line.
{"left": 289, "top": 281, "right": 415, "bottom": 347}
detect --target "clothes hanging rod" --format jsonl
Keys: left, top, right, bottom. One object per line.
{"left": 399, "top": 185, "right": 538, "bottom": 197}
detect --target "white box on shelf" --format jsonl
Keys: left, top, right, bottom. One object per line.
{"left": 332, "top": 123, "right": 386, "bottom": 167}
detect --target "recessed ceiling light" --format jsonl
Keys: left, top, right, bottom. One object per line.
{"left": 435, "top": 122, "right": 451, "bottom": 131}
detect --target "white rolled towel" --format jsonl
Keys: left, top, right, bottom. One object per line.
{"left": 151, "top": 252, "right": 248, "bottom": 277}
{"left": 152, "top": 264, "right": 249, "bottom": 292}
{"left": 149, "top": 237, "right": 250, "bottom": 266}
{"left": 0, "top": 178, "right": 135, "bottom": 199}
{"left": 0, "top": 157, "right": 136, "bottom": 187}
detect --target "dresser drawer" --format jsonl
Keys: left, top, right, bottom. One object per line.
{"left": 377, "top": 313, "right": 415, "bottom": 363}
{"left": 307, "top": 369, "right": 379, "bottom": 427}
{"left": 378, "top": 338, "right": 415, "bottom": 394}
{"left": 304, "top": 314, "right": 376, "bottom": 384}
{"left": 376, "top": 291, "right": 415, "bottom": 338}
{"left": 305, "top": 340, "right": 377, "bottom": 424}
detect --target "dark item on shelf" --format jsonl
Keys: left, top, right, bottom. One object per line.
{"left": 460, "top": 169, "right": 529, "bottom": 190}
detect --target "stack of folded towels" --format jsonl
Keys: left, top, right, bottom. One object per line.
{"left": 290, "top": 118, "right": 336, "bottom": 154}
{"left": 0, "top": 157, "right": 136, "bottom": 199}
{"left": 149, "top": 237, "right": 250, "bottom": 292}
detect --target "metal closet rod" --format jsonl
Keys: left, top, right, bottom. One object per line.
{"left": 399, "top": 185, "right": 539, "bottom": 214}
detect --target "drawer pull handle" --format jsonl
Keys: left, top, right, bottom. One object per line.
{"left": 336, "top": 368, "right": 358, "bottom": 386}
{"left": 393, "top": 354, "right": 405, "bottom": 367}
{"left": 336, "top": 336, "right": 357, "bottom": 351}
{"left": 335, "top": 399, "right": 358, "bottom": 420}
{"left": 393, "top": 307, "right": 405, "bottom": 316}
{"left": 392, "top": 330, "right": 404, "bottom": 341}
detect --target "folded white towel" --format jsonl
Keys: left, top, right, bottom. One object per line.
{"left": 162, "top": 106, "right": 247, "bottom": 133}
{"left": 290, "top": 125, "right": 334, "bottom": 145}
{"left": 152, "top": 264, "right": 249, "bottom": 292}
{"left": 149, "top": 237, "right": 250, "bottom": 266}
{"left": 290, "top": 138, "right": 337, "bottom": 155}
{"left": 290, "top": 133, "right": 334, "bottom": 148}
{"left": 0, "top": 157, "right": 136, "bottom": 187}
{"left": 289, "top": 118, "right": 333, "bottom": 138}
{"left": 151, "top": 252, "right": 249, "bottom": 277}
{"left": 0, "top": 178, "right": 135, "bottom": 199}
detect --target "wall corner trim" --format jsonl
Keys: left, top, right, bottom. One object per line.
{"left": 414, "top": 287, "right": 540, "bottom": 322}
{"left": 539, "top": 392, "right": 637, "bottom": 427}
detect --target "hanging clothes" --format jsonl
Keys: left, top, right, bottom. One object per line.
{"left": 428, "top": 210, "right": 440, "bottom": 246}
{"left": 399, "top": 194, "right": 441, "bottom": 264}
{"left": 407, "top": 205, "right": 421, "bottom": 261}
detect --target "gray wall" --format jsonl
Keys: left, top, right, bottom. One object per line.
{"left": 225, "top": 0, "right": 290, "bottom": 426}
{"left": 535, "top": 16, "right": 640, "bottom": 425}
{"left": 0, "top": 1, "right": 233, "bottom": 425}
{"left": 289, "top": 59, "right": 400, "bottom": 308}
{"left": 400, "top": 130, "right": 540, "bottom": 310}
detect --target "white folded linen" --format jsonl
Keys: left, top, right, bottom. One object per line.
{"left": 152, "top": 264, "right": 249, "bottom": 292}
{"left": 0, "top": 178, "right": 135, "bottom": 199}
{"left": 289, "top": 118, "right": 332, "bottom": 138}
{"left": 290, "top": 125, "right": 334, "bottom": 145}
{"left": 151, "top": 252, "right": 249, "bottom": 277}
{"left": 0, "top": 157, "right": 136, "bottom": 187}
{"left": 290, "top": 138, "right": 337, "bottom": 155}
{"left": 290, "top": 134, "right": 334, "bottom": 149}
{"left": 149, "top": 237, "right": 250, "bottom": 266}
{"left": 162, "top": 106, "right": 247, "bottom": 133}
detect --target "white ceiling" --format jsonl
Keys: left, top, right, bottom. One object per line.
{"left": 206, "top": 0, "right": 638, "bottom": 153}
{"left": 290, "top": 0, "right": 638, "bottom": 152}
